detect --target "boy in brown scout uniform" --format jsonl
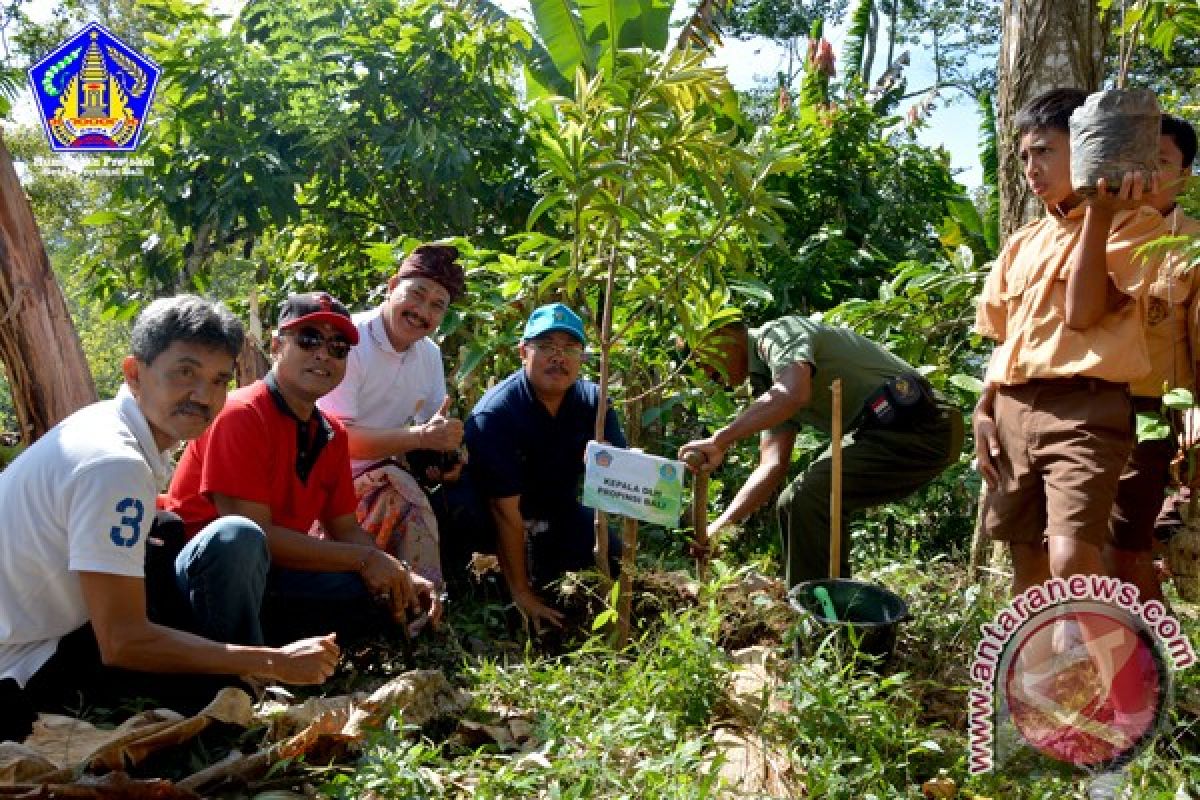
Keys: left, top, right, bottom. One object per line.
{"left": 1108, "top": 114, "right": 1200, "bottom": 603}
{"left": 973, "top": 88, "right": 1167, "bottom": 594}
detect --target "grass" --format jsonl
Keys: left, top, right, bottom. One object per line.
{"left": 323, "top": 601, "right": 730, "bottom": 799}
{"left": 308, "top": 541, "right": 1200, "bottom": 799}
{"left": 53, "top": 491, "right": 1198, "bottom": 798}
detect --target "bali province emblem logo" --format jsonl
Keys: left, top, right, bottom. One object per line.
{"left": 28, "top": 23, "right": 160, "bottom": 152}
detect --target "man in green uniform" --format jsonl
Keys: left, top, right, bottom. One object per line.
{"left": 679, "top": 316, "right": 963, "bottom": 586}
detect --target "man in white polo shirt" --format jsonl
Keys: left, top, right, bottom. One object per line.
{"left": 0, "top": 296, "right": 339, "bottom": 743}
{"left": 318, "top": 244, "right": 465, "bottom": 587}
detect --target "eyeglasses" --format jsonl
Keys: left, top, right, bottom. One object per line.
{"left": 286, "top": 327, "right": 352, "bottom": 360}
{"left": 528, "top": 341, "right": 585, "bottom": 360}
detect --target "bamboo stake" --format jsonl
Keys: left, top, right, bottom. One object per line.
{"left": 616, "top": 515, "right": 638, "bottom": 647}
{"left": 830, "top": 379, "right": 843, "bottom": 580}
{"left": 683, "top": 451, "right": 710, "bottom": 580}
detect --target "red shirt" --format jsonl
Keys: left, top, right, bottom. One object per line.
{"left": 163, "top": 376, "right": 358, "bottom": 538}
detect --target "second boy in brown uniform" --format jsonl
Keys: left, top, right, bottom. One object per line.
{"left": 1108, "top": 114, "right": 1200, "bottom": 603}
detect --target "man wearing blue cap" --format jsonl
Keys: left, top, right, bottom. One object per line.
{"left": 464, "top": 303, "right": 626, "bottom": 630}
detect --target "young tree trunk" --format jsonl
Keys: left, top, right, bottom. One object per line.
{"left": 0, "top": 136, "right": 97, "bottom": 443}
{"left": 996, "top": 0, "right": 1108, "bottom": 236}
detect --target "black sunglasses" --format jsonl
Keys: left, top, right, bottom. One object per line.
{"left": 286, "top": 327, "right": 352, "bottom": 360}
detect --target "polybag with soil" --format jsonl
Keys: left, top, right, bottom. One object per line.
{"left": 1069, "top": 88, "right": 1160, "bottom": 197}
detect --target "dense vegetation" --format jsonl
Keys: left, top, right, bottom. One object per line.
{"left": 2, "top": 0, "right": 1200, "bottom": 796}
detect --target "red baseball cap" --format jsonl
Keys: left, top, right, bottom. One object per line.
{"left": 276, "top": 292, "right": 359, "bottom": 345}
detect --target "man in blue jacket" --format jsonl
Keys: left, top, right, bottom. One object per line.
{"left": 464, "top": 304, "right": 625, "bottom": 631}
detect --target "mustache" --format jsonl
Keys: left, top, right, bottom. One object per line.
{"left": 173, "top": 401, "right": 211, "bottom": 420}
{"left": 401, "top": 310, "right": 429, "bottom": 328}
{"left": 545, "top": 365, "right": 569, "bottom": 376}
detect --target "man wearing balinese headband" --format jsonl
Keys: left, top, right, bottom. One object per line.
{"left": 318, "top": 244, "right": 466, "bottom": 589}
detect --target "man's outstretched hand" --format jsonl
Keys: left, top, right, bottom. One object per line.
{"left": 267, "top": 633, "right": 340, "bottom": 684}
{"left": 513, "top": 589, "right": 565, "bottom": 634}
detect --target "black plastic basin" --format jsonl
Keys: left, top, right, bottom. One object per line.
{"left": 788, "top": 578, "right": 910, "bottom": 661}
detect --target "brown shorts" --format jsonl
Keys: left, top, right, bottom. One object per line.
{"left": 982, "top": 378, "right": 1133, "bottom": 547}
{"left": 1110, "top": 397, "right": 1176, "bottom": 552}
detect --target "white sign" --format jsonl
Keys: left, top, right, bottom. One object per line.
{"left": 581, "top": 441, "right": 685, "bottom": 527}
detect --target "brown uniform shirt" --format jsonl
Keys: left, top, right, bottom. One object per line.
{"left": 976, "top": 205, "right": 1167, "bottom": 386}
{"left": 1130, "top": 207, "right": 1200, "bottom": 398}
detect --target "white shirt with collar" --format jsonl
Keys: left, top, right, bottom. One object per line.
{"left": 317, "top": 306, "right": 448, "bottom": 474}
{"left": 0, "top": 385, "right": 171, "bottom": 686}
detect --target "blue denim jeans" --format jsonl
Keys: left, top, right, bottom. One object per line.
{"left": 173, "top": 515, "right": 391, "bottom": 646}
{"left": 174, "top": 515, "right": 270, "bottom": 645}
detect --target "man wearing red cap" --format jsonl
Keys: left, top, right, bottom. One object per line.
{"left": 163, "top": 291, "right": 442, "bottom": 645}
{"left": 318, "top": 244, "right": 466, "bottom": 588}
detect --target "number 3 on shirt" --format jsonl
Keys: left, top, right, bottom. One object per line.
{"left": 109, "top": 497, "right": 145, "bottom": 548}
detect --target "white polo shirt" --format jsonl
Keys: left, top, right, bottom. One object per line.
{"left": 0, "top": 386, "right": 170, "bottom": 686}
{"left": 317, "top": 307, "right": 447, "bottom": 474}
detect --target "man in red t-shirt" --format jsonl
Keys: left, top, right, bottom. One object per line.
{"left": 163, "top": 292, "right": 442, "bottom": 644}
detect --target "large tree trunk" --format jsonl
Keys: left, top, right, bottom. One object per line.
{"left": 996, "top": 0, "right": 1108, "bottom": 236}
{"left": 973, "top": 1, "right": 1109, "bottom": 583}
{"left": 0, "top": 136, "right": 97, "bottom": 443}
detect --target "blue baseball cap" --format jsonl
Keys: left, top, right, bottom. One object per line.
{"left": 522, "top": 303, "right": 586, "bottom": 346}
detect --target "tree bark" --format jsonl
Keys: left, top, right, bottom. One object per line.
{"left": 235, "top": 333, "right": 271, "bottom": 387}
{"left": 0, "top": 135, "right": 97, "bottom": 443}
{"left": 996, "top": 0, "right": 1108, "bottom": 236}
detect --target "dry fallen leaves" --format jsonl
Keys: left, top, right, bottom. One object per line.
{"left": 724, "top": 645, "right": 788, "bottom": 723}
{"left": 3, "top": 670, "right": 471, "bottom": 797}
{"left": 921, "top": 775, "right": 957, "bottom": 798}
{"left": 705, "top": 726, "right": 802, "bottom": 798}
{"left": 452, "top": 707, "right": 538, "bottom": 753}
{"left": 179, "top": 670, "right": 471, "bottom": 795}
{"left": 4, "top": 687, "right": 253, "bottom": 780}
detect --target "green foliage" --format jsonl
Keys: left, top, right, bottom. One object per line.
{"left": 797, "top": 18, "right": 830, "bottom": 116}
{"left": 727, "top": 0, "right": 845, "bottom": 41}
{"left": 78, "top": 0, "right": 537, "bottom": 312}
{"left": 0, "top": 370, "right": 14, "bottom": 436}
{"left": 503, "top": 48, "right": 796, "bottom": 439}
{"left": 1105, "top": 0, "right": 1200, "bottom": 117}
{"left": 1136, "top": 409, "right": 1173, "bottom": 442}
{"left": 1103, "top": 0, "right": 1200, "bottom": 62}
{"left": 522, "top": 0, "right": 675, "bottom": 99}
{"left": 754, "top": 99, "right": 965, "bottom": 315}
{"left": 840, "top": 0, "right": 873, "bottom": 89}
{"left": 5, "top": 125, "right": 130, "bottom": 397}
{"left": 322, "top": 608, "right": 728, "bottom": 798}
{"left": 976, "top": 91, "right": 1001, "bottom": 254}
{"left": 882, "top": 0, "right": 1000, "bottom": 100}
{"left": 827, "top": 246, "right": 986, "bottom": 390}
{"left": 312, "top": 549, "right": 1200, "bottom": 798}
